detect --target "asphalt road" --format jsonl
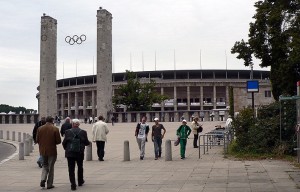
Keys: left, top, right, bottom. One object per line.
{"left": 0, "top": 142, "right": 16, "bottom": 162}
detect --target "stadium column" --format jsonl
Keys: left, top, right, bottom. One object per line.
{"left": 92, "top": 90, "right": 95, "bottom": 117}
{"left": 187, "top": 86, "right": 190, "bottom": 111}
{"left": 161, "top": 87, "right": 164, "bottom": 111}
{"left": 39, "top": 14, "right": 57, "bottom": 118}
{"left": 226, "top": 86, "right": 229, "bottom": 109}
{"left": 213, "top": 85, "right": 216, "bottom": 109}
{"left": 96, "top": 7, "right": 113, "bottom": 120}
{"left": 68, "top": 92, "right": 71, "bottom": 117}
{"left": 75, "top": 91, "right": 78, "bottom": 118}
{"left": 200, "top": 86, "right": 203, "bottom": 110}
{"left": 83, "top": 91, "right": 86, "bottom": 118}
{"left": 61, "top": 93, "right": 64, "bottom": 117}
{"left": 174, "top": 86, "right": 178, "bottom": 121}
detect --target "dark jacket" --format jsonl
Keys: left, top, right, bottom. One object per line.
{"left": 32, "top": 120, "right": 45, "bottom": 143}
{"left": 37, "top": 123, "right": 61, "bottom": 156}
{"left": 62, "top": 128, "right": 90, "bottom": 158}
{"left": 60, "top": 122, "right": 72, "bottom": 137}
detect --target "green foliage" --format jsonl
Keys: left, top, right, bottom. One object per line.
{"left": 231, "top": 101, "right": 297, "bottom": 155}
{"left": 0, "top": 104, "right": 35, "bottom": 114}
{"left": 112, "top": 70, "right": 168, "bottom": 111}
{"left": 231, "top": 0, "right": 300, "bottom": 100}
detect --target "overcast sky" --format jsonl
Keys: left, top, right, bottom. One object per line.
{"left": 0, "top": 0, "right": 265, "bottom": 110}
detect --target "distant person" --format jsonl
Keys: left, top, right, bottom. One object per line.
{"left": 151, "top": 118, "right": 166, "bottom": 160}
{"left": 89, "top": 116, "right": 93, "bottom": 124}
{"left": 37, "top": 116, "right": 61, "bottom": 189}
{"left": 191, "top": 116, "right": 202, "bottom": 148}
{"left": 225, "top": 115, "right": 233, "bottom": 129}
{"left": 176, "top": 119, "right": 191, "bottom": 159}
{"left": 84, "top": 117, "right": 88, "bottom": 124}
{"left": 111, "top": 116, "right": 115, "bottom": 126}
{"left": 62, "top": 119, "right": 90, "bottom": 191}
{"left": 60, "top": 117, "right": 72, "bottom": 137}
{"left": 33, "top": 116, "right": 46, "bottom": 168}
{"left": 135, "top": 116, "right": 149, "bottom": 160}
{"left": 92, "top": 116, "right": 109, "bottom": 161}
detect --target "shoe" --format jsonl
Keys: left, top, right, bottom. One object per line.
{"left": 71, "top": 185, "right": 76, "bottom": 191}
{"left": 99, "top": 158, "right": 104, "bottom": 161}
{"left": 140, "top": 156, "right": 144, "bottom": 160}
{"left": 47, "top": 185, "right": 55, "bottom": 189}
{"left": 194, "top": 146, "right": 199, "bottom": 148}
{"left": 155, "top": 157, "right": 158, "bottom": 160}
{"left": 40, "top": 180, "right": 46, "bottom": 188}
{"left": 78, "top": 180, "right": 85, "bottom": 186}
{"left": 181, "top": 157, "right": 185, "bottom": 160}
{"left": 37, "top": 161, "right": 42, "bottom": 168}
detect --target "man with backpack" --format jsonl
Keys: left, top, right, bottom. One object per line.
{"left": 62, "top": 119, "right": 90, "bottom": 191}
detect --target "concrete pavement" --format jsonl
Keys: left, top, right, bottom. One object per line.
{"left": 0, "top": 121, "right": 300, "bottom": 192}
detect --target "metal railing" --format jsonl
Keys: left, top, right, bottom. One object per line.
{"left": 198, "top": 128, "right": 233, "bottom": 158}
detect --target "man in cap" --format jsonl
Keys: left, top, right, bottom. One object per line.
{"left": 151, "top": 117, "right": 166, "bottom": 160}
{"left": 176, "top": 119, "right": 191, "bottom": 159}
{"left": 135, "top": 116, "right": 150, "bottom": 160}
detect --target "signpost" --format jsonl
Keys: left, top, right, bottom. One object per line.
{"left": 247, "top": 80, "right": 259, "bottom": 115}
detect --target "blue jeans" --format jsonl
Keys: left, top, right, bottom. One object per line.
{"left": 153, "top": 137, "right": 162, "bottom": 158}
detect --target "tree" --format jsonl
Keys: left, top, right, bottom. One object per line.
{"left": 112, "top": 70, "right": 168, "bottom": 111}
{"left": 231, "top": 0, "right": 300, "bottom": 100}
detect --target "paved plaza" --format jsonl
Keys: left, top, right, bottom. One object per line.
{"left": 0, "top": 121, "right": 300, "bottom": 192}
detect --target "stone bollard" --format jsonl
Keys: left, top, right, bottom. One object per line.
{"left": 0, "top": 130, "right": 3, "bottom": 139}
{"left": 24, "top": 139, "right": 30, "bottom": 156}
{"left": 18, "top": 132, "right": 21, "bottom": 142}
{"left": 12, "top": 131, "right": 15, "bottom": 141}
{"left": 19, "top": 142, "right": 24, "bottom": 160}
{"left": 6, "top": 131, "right": 10, "bottom": 140}
{"left": 165, "top": 139, "right": 172, "bottom": 161}
{"left": 124, "top": 140, "right": 130, "bottom": 161}
{"left": 23, "top": 133, "right": 26, "bottom": 142}
{"left": 86, "top": 142, "right": 92, "bottom": 161}
{"left": 29, "top": 136, "right": 33, "bottom": 152}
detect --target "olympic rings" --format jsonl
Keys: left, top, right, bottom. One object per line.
{"left": 65, "top": 34, "right": 86, "bottom": 45}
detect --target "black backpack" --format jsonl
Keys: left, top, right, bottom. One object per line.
{"left": 69, "top": 130, "right": 82, "bottom": 152}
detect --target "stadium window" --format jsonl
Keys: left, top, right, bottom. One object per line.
{"left": 265, "top": 90, "right": 272, "bottom": 97}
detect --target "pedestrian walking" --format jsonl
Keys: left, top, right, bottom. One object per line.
{"left": 176, "top": 119, "right": 191, "bottom": 159}
{"left": 135, "top": 116, "right": 149, "bottom": 160}
{"left": 92, "top": 115, "right": 109, "bottom": 161}
{"left": 60, "top": 117, "right": 72, "bottom": 137}
{"left": 33, "top": 116, "right": 46, "bottom": 168}
{"left": 62, "top": 119, "right": 90, "bottom": 191}
{"left": 191, "top": 116, "right": 202, "bottom": 148}
{"left": 151, "top": 117, "right": 166, "bottom": 160}
{"left": 36, "top": 116, "right": 61, "bottom": 189}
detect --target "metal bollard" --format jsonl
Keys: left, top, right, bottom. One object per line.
{"left": 19, "top": 142, "right": 24, "bottom": 160}
{"left": 86, "top": 142, "right": 92, "bottom": 161}
{"left": 12, "top": 131, "right": 15, "bottom": 141}
{"left": 23, "top": 133, "right": 26, "bottom": 142}
{"left": 18, "top": 132, "right": 21, "bottom": 142}
{"left": 24, "top": 139, "right": 30, "bottom": 156}
{"left": 165, "top": 139, "right": 172, "bottom": 161}
{"left": 0, "top": 130, "right": 3, "bottom": 139}
{"left": 123, "top": 140, "right": 130, "bottom": 161}
{"left": 6, "top": 131, "right": 10, "bottom": 140}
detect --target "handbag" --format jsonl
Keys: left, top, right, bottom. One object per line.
{"left": 174, "top": 137, "right": 180, "bottom": 146}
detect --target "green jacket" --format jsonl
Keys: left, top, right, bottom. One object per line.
{"left": 176, "top": 125, "right": 191, "bottom": 139}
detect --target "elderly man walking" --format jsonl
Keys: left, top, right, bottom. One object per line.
{"left": 63, "top": 119, "right": 90, "bottom": 191}
{"left": 37, "top": 116, "right": 61, "bottom": 189}
{"left": 92, "top": 115, "right": 109, "bottom": 161}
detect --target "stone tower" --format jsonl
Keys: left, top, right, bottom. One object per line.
{"left": 39, "top": 14, "right": 57, "bottom": 118}
{"left": 96, "top": 7, "right": 112, "bottom": 120}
